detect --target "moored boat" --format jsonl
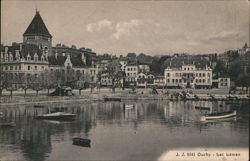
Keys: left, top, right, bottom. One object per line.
{"left": 104, "top": 96, "right": 121, "bottom": 102}
{"left": 195, "top": 106, "right": 211, "bottom": 110}
{"left": 34, "top": 105, "right": 45, "bottom": 108}
{"left": 125, "top": 104, "right": 134, "bottom": 109}
{"left": 200, "top": 110, "right": 236, "bottom": 121}
{"left": 35, "top": 112, "right": 76, "bottom": 121}
{"left": 72, "top": 137, "right": 91, "bottom": 147}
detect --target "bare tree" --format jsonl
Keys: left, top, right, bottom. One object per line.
{"left": 5, "top": 73, "right": 18, "bottom": 97}
{"left": 75, "top": 75, "right": 85, "bottom": 95}
{"left": 105, "top": 60, "right": 124, "bottom": 93}
{"left": 30, "top": 75, "right": 44, "bottom": 96}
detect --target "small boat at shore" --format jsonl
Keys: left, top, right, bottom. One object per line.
{"left": 195, "top": 106, "right": 211, "bottom": 110}
{"left": 34, "top": 105, "right": 45, "bottom": 108}
{"left": 35, "top": 112, "right": 76, "bottom": 121}
{"left": 0, "top": 122, "right": 16, "bottom": 128}
{"left": 200, "top": 110, "right": 236, "bottom": 121}
{"left": 104, "top": 96, "right": 121, "bottom": 102}
{"left": 125, "top": 104, "right": 134, "bottom": 109}
{"left": 72, "top": 137, "right": 91, "bottom": 147}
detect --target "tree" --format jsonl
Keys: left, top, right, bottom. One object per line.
{"left": 20, "top": 74, "right": 31, "bottom": 97}
{"left": 43, "top": 70, "right": 57, "bottom": 95}
{"left": 5, "top": 73, "right": 18, "bottom": 97}
{"left": 0, "top": 71, "right": 7, "bottom": 96}
{"left": 214, "top": 60, "right": 228, "bottom": 77}
{"left": 105, "top": 60, "right": 124, "bottom": 93}
{"left": 75, "top": 75, "right": 85, "bottom": 95}
{"left": 30, "top": 75, "right": 44, "bottom": 96}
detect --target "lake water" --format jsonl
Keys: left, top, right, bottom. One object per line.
{"left": 0, "top": 100, "right": 249, "bottom": 161}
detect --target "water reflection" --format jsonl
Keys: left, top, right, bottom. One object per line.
{"left": 0, "top": 100, "right": 249, "bottom": 161}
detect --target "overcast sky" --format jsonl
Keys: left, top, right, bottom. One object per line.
{"left": 1, "top": 0, "right": 249, "bottom": 55}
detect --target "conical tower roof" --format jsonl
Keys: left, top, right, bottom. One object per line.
{"left": 23, "top": 11, "right": 52, "bottom": 38}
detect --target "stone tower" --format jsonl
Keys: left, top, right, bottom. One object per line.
{"left": 23, "top": 10, "right": 52, "bottom": 56}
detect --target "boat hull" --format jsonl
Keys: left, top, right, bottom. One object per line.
{"left": 201, "top": 111, "right": 236, "bottom": 121}
{"left": 104, "top": 97, "right": 121, "bottom": 102}
{"left": 72, "top": 137, "right": 91, "bottom": 147}
{"left": 35, "top": 112, "right": 76, "bottom": 121}
{"left": 195, "top": 106, "right": 211, "bottom": 110}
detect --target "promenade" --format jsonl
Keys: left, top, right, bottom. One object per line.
{"left": 1, "top": 87, "right": 249, "bottom": 106}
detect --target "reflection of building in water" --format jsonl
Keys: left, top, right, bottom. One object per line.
{"left": 0, "top": 107, "right": 52, "bottom": 161}
{"left": 124, "top": 104, "right": 138, "bottom": 121}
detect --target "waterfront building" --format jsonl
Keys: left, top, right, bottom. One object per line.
{"left": 153, "top": 76, "right": 165, "bottom": 88}
{"left": 125, "top": 63, "right": 138, "bottom": 87}
{"left": 1, "top": 11, "right": 100, "bottom": 87}
{"left": 164, "top": 64, "right": 212, "bottom": 89}
{"left": 1, "top": 11, "right": 51, "bottom": 84}
{"left": 212, "top": 77, "right": 231, "bottom": 89}
{"left": 137, "top": 72, "right": 154, "bottom": 88}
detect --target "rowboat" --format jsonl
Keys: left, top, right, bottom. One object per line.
{"left": 104, "top": 96, "right": 121, "bottom": 102}
{"left": 125, "top": 104, "right": 134, "bottom": 109}
{"left": 34, "top": 105, "right": 45, "bottom": 108}
{"left": 35, "top": 112, "right": 76, "bottom": 121}
{"left": 0, "top": 122, "right": 16, "bottom": 128}
{"left": 195, "top": 106, "right": 211, "bottom": 110}
{"left": 200, "top": 110, "right": 236, "bottom": 121}
{"left": 72, "top": 137, "right": 91, "bottom": 147}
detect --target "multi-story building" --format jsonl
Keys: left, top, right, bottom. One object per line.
{"left": 125, "top": 63, "right": 138, "bottom": 87}
{"left": 154, "top": 76, "right": 165, "bottom": 88}
{"left": 1, "top": 11, "right": 51, "bottom": 84}
{"left": 137, "top": 72, "right": 154, "bottom": 88}
{"left": 164, "top": 64, "right": 212, "bottom": 89}
{"left": 1, "top": 11, "right": 100, "bottom": 87}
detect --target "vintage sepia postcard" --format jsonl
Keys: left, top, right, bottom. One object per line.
{"left": 0, "top": 0, "right": 249, "bottom": 161}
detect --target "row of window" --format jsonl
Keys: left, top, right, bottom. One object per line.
{"left": 126, "top": 67, "right": 137, "bottom": 71}
{"left": 126, "top": 78, "right": 136, "bottom": 82}
{"left": 127, "top": 73, "right": 137, "bottom": 76}
{"left": 166, "top": 78, "right": 211, "bottom": 83}
{"left": 220, "top": 83, "right": 228, "bottom": 86}
{"left": 3, "top": 65, "right": 21, "bottom": 71}
{"left": 27, "top": 66, "right": 45, "bottom": 71}
{"left": 166, "top": 72, "right": 211, "bottom": 77}
{"left": 183, "top": 67, "right": 195, "bottom": 71}
{"left": 3, "top": 56, "right": 45, "bottom": 62}
{"left": 50, "top": 69, "right": 85, "bottom": 74}
{"left": 138, "top": 75, "right": 154, "bottom": 79}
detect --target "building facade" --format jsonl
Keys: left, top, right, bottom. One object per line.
{"left": 164, "top": 64, "right": 212, "bottom": 88}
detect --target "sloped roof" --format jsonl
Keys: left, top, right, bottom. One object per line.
{"left": 48, "top": 55, "right": 86, "bottom": 67}
{"left": 23, "top": 11, "right": 52, "bottom": 38}
{"left": 1, "top": 44, "right": 43, "bottom": 61}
